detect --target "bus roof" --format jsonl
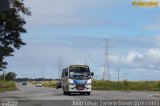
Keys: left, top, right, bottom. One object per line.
{"left": 69, "top": 65, "right": 89, "bottom": 68}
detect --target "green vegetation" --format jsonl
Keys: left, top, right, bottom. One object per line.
{"left": 92, "top": 80, "right": 160, "bottom": 91}
{"left": 30, "top": 80, "right": 160, "bottom": 91}
{"left": 0, "top": 0, "right": 31, "bottom": 71}
{"left": 0, "top": 81, "right": 16, "bottom": 92}
{"left": 31, "top": 81, "right": 57, "bottom": 88}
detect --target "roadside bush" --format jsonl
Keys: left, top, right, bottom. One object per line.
{"left": 0, "top": 81, "right": 16, "bottom": 92}
{"left": 92, "top": 80, "right": 160, "bottom": 91}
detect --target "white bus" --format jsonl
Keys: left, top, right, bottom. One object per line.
{"left": 61, "top": 65, "right": 94, "bottom": 95}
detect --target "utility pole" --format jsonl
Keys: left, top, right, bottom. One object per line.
{"left": 102, "top": 38, "right": 110, "bottom": 80}
{"left": 33, "top": 73, "right": 36, "bottom": 79}
{"left": 42, "top": 69, "right": 45, "bottom": 80}
{"left": 58, "top": 58, "right": 62, "bottom": 79}
{"left": 122, "top": 73, "right": 128, "bottom": 81}
{"left": 3, "top": 71, "right": 6, "bottom": 80}
{"left": 125, "top": 73, "right": 128, "bottom": 81}
{"left": 118, "top": 69, "right": 120, "bottom": 82}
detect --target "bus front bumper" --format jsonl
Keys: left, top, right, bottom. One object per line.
{"left": 68, "top": 85, "right": 91, "bottom": 92}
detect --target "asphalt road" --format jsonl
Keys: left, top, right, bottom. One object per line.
{"left": 0, "top": 82, "right": 160, "bottom": 106}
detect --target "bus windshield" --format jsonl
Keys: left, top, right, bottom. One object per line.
{"left": 69, "top": 66, "right": 91, "bottom": 79}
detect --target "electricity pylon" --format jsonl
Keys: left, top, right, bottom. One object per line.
{"left": 102, "top": 38, "right": 110, "bottom": 80}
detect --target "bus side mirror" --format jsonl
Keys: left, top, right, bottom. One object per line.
{"left": 91, "top": 72, "right": 94, "bottom": 76}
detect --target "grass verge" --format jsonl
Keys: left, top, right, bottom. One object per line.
{"left": 92, "top": 80, "right": 160, "bottom": 91}
{"left": 30, "top": 81, "right": 57, "bottom": 88}
{"left": 0, "top": 81, "right": 16, "bottom": 92}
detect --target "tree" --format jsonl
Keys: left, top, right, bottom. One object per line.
{"left": 5, "top": 72, "right": 17, "bottom": 80}
{"left": 0, "top": 0, "right": 31, "bottom": 71}
{"left": 0, "top": 74, "right": 3, "bottom": 80}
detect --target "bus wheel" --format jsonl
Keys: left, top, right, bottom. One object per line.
{"left": 87, "top": 92, "right": 90, "bottom": 95}
{"left": 63, "top": 91, "right": 66, "bottom": 95}
{"left": 67, "top": 92, "right": 71, "bottom": 96}
{"left": 80, "top": 92, "right": 85, "bottom": 95}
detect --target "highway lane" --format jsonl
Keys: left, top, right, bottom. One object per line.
{"left": 0, "top": 82, "right": 160, "bottom": 106}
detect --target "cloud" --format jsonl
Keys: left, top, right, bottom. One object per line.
{"left": 144, "top": 23, "right": 160, "bottom": 31}
{"left": 5, "top": 35, "right": 160, "bottom": 80}
{"left": 24, "top": 0, "right": 128, "bottom": 27}
{"left": 109, "top": 55, "right": 119, "bottom": 63}
{"left": 146, "top": 48, "right": 160, "bottom": 62}
{"left": 123, "top": 52, "right": 143, "bottom": 64}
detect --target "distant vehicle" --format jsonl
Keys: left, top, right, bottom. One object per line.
{"left": 22, "top": 81, "right": 27, "bottom": 85}
{"left": 57, "top": 65, "right": 94, "bottom": 95}
{"left": 56, "top": 80, "right": 62, "bottom": 89}
{"left": 16, "top": 81, "right": 20, "bottom": 83}
{"left": 36, "top": 83, "right": 42, "bottom": 87}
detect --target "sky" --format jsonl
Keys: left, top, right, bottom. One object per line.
{"left": 3, "top": 0, "right": 160, "bottom": 80}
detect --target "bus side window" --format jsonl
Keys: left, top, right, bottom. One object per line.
{"left": 62, "top": 69, "right": 65, "bottom": 77}
{"left": 65, "top": 69, "right": 68, "bottom": 77}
